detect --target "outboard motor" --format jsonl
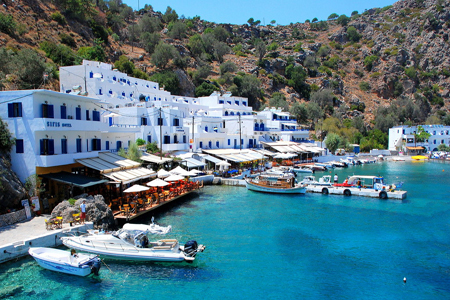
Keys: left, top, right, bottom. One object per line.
{"left": 183, "top": 240, "right": 198, "bottom": 257}
{"left": 90, "top": 260, "right": 101, "bottom": 276}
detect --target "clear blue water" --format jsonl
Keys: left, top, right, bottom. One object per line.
{"left": 2, "top": 161, "right": 450, "bottom": 299}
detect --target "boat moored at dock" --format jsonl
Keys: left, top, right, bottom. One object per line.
{"left": 245, "top": 173, "right": 306, "bottom": 194}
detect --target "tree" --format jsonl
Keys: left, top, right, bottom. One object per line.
{"left": 114, "top": 55, "right": 135, "bottom": 75}
{"left": 347, "top": 26, "right": 361, "bottom": 42}
{"left": 247, "top": 17, "right": 255, "bottom": 26}
{"left": 213, "top": 26, "right": 229, "bottom": 42}
{"left": 213, "top": 41, "right": 230, "bottom": 63}
{"left": 325, "top": 133, "right": 341, "bottom": 154}
{"left": 317, "top": 45, "right": 331, "bottom": 58}
{"left": 0, "top": 116, "right": 15, "bottom": 152}
{"left": 306, "top": 102, "right": 324, "bottom": 125}
{"left": 328, "top": 13, "right": 339, "bottom": 20}
{"left": 337, "top": 14, "right": 350, "bottom": 26}
{"left": 151, "top": 42, "right": 178, "bottom": 69}
{"left": 351, "top": 10, "right": 359, "bottom": 16}
{"left": 195, "top": 81, "right": 220, "bottom": 97}
{"left": 10, "top": 48, "right": 49, "bottom": 89}
{"left": 220, "top": 60, "right": 237, "bottom": 75}
{"left": 312, "top": 17, "right": 318, "bottom": 23}
{"left": 255, "top": 40, "right": 266, "bottom": 63}
{"left": 364, "top": 55, "right": 378, "bottom": 71}
{"left": 311, "top": 89, "right": 335, "bottom": 109}
{"left": 139, "top": 16, "right": 162, "bottom": 33}
{"left": 268, "top": 93, "right": 289, "bottom": 111}
{"left": 188, "top": 34, "right": 205, "bottom": 57}
{"left": 24, "top": 174, "right": 45, "bottom": 198}
{"left": 168, "top": 21, "right": 187, "bottom": 39}
{"left": 290, "top": 102, "right": 308, "bottom": 124}
{"left": 150, "top": 70, "right": 180, "bottom": 95}
{"left": 140, "top": 32, "right": 160, "bottom": 54}
{"left": 270, "top": 20, "right": 276, "bottom": 25}
{"left": 163, "top": 6, "right": 178, "bottom": 23}
{"left": 414, "top": 125, "right": 431, "bottom": 147}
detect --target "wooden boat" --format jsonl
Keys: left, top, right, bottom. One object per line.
{"left": 28, "top": 247, "right": 101, "bottom": 277}
{"left": 245, "top": 173, "right": 306, "bottom": 194}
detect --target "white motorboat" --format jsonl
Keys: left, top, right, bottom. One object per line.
{"left": 28, "top": 247, "right": 101, "bottom": 277}
{"left": 61, "top": 229, "right": 205, "bottom": 262}
{"left": 300, "top": 175, "right": 333, "bottom": 186}
{"left": 245, "top": 173, "right": 306, "bottom": 194}
{"left": 292, "top": 166, "right": 313, "bottom": 174}
{"left": 123, "top": 217, "right": 172, "bottom": 235}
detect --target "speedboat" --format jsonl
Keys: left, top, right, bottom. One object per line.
{"left": 123, "top": 217, "right": 172, "bottom": 235}
{"left": 61, "top": 229, "right": 205, "bottom": 262}
{"left": 292, "top": 166, "right": 313, "bottom": 174}
{"left": 245, "top": 173, "right": 306, "bottom": 194}
{"left": 28, "top": 247, "right": 101, "bottom": 277}
{"left": 300, "top": 175, "right": 333, "bottom": 186}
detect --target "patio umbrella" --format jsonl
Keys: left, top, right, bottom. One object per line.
{"left": 147, "top": 178, "right": 170, "bottom": 187}
{"left": 157, "top": 169, "right": 171, "bottom": 178}
{"left": 217, "top": 160, "right": 231, "bottom": 171}
{"left": 103, "top": 112, "right": 120, "bottom": 118}
{"left": 170, "top": 166, "right": 188, "bottom": 175}
{"left": 123, "top": 184, "right": 149, "bottom": 193}
{"left": 164, "top": 174, "right": 185, "bottom": 182}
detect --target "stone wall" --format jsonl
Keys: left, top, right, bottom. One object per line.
{"left": 0, "top": 209, "right": 28, "bottom": 227}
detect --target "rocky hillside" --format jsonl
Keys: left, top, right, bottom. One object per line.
{"left": 0, "top": 0, "right": 449, "bottom": 132}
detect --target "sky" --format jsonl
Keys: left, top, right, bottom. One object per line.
{"left": 122, "top": 0, "right": 397, "bottom": 25}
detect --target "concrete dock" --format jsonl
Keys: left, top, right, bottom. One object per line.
{"left": 0, "top": 215, "right": 93, "bottom": 264}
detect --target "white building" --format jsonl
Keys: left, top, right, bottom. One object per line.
{"left": 0, "top": 90, "right": 138, "bottom": 183}
{"left": 389, "top": 125, "right": 450, "bottom": 153}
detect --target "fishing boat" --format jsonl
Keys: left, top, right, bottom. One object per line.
{"left": 61, "top": 229, "right": 205, "bottom": 262}
{"left": 28, "top": 247, "right": 101, "bottom": 277}
{"left": 245, "top": 173, "right": 306, "bottom": 194}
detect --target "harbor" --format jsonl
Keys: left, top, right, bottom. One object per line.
{"left": 1, "top": 161, "right": 450, "bottom": 299}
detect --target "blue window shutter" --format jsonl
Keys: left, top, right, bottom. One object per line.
{"left": 97, "top": 139, "right": 101, "bottom": 150}
{"left": 48, "top": 105, "right": 54, "bottom": 118}
{"left": 86, "top": 110, "right": 90, "bottom": 120}
{"left": 40, "top": 139, "right": 45, "bottom": 155}
{"left": 76, "top": 107, "right": 81, "bottom": 120}
{"left": 17, "top": 103, "right": 22, "bottom": 117}
{"left": 16, "top": 139, "right": 24, "bottom": 153}
{"left": 147, "top": 135, "right": 151, "bottom": 143}
{"left": 48, "top": 139, "right": 54, "bottom": 155}
{"left": 93, "top": 111, "right": 100, "bottom": 121}
{"left": 61, "top": 106, "right": 67, "bottom": 119}
{"left": 76, "top": 139, "right": 82, "bottom": 152}
{"left": 61, "top": 139, "right": 67, "bottom": 154}
{"left": 8, "top": 103, "right": 13, "bottom": 117}
{"left": 105, "top": 141, "right": 109, "bottom": 150}
{"left": 216, "top": 141, "right": 219, "bottom": 148}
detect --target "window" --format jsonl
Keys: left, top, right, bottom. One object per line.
{"left": 16, "top": 139, "right": 24, "bottom": 153}
{"left": 216, "top": 141, "right": 219, "bottom": 148}
{"left": 60, "top": 105, "right": 67, "bottom": 119}
{"left": 7, "top": 103, "right": 22, "bottom": 118}
{"left": 208, "top": 141, "right": 212, "bottom": 148}
{"left": 235, "top": 101, "right": 239, "bottom": 105}
{"left": 61, "top": 139, "right": 67, "bottom": 154}
{"left": 260, "top": 123, "right": 265, "bottom": 131}
{"left": 205, "top": 126, "right": 208, "bottom": 132}
{"left": 255, "top": 123, "right": 260, "bottom": 131}
{"left": 243, "top": 101, "right": 247, "bottom": 106}
{"left": 219, "top": 100, "right": 224, "bottom": 104}
{"left": 75, "top": 107, "right": 81, "bottom": 120}
{"left": 174, "top": 135, "right": 178, "bottom": 143}
{"left": 141, "top": 117, "right": 148, "bottom": 126}
{"left": 76, "top": 138, "right": 82, "bottom": 153}
{"left": 183, "top": 135, "right": 186, "bottom": 143}
{"left": 99, "top": 88, "right": 103, "bottom": 95}
{"left": 147, "top": 135, "right": 152, "bottom": 143}
{"left": 42, "top": 104, "right": 54, "bottom": 118}
{"left": 157, "top": 118, "right": 163, "bottom": 126}
{"left": 92, "top": 138, "right": 101, "bottom": 151}
{"left": 228, "top": 139, "right": 230, "bottom": 145}
{"left": 116, "top": 141, "right": 122, "bottom": 150}
{"left": 105, "top": 141, "right": 109, "bottom": 151}
{"left": 86, "top": 110, "right": 90, "bottom": 120}
{"left": 93, "top": 111, "right": 100, "bottom": 121}
{"left": 173, "top": 118, "right": 179, "bottom": 126}
{"left": 199, "top": 141, "right": 203, "bottom": 148}
{"left": 164, "top": 135, "right": 170, "bottom": 144}
{"left": 40, "top": 139, "right": 55, "bottom": 155}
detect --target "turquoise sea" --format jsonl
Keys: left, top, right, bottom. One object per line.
{"left": 1, "top": 161, "right": 450, "bottom": 299}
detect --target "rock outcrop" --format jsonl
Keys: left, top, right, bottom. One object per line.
{"left": 0, "top": 152, "right": 27, "bottom": 213}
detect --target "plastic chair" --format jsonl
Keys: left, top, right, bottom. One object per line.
{"left": 72, "top": 213, "right": 81, "bottom": 225}
{"left": 45, "top": 219, "right": 54, "bottom": 230}
{"left": 54, "top": 216, "right": 63, "bottom": 229}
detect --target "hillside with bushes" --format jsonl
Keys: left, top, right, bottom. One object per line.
{"left": 0, "top": 0, "right": 450, "bottom": 151}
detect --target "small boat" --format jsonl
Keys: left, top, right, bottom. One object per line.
{"left": 61, "top": 229, "right": 205, "bottom": 262}
{"left": 28, "top": 247, "right": 101, "bottom": 277}
{"left": 412, "top": 155, "right": 428, "bottom": 160}
{"left": 300, "top": 175, "right": 333, "bottom": 186}
{"left": 123, "top": 217, "right": 172, "bottom": 235}
{"left": 245, "top": 173, "right": 306, "bottom": 194}
{"left": 292, "top": 166, "right": 313, "bottom": 174}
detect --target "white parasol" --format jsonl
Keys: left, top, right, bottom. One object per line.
{"left": 147, "top": 178, "right": 170, "bottom": 187}
{"left": 123, "top": 184, "right": 149, "bottom": 193}
{"left": 157, "top": 169, "right": 171, "bottom": 178}
{"left": 164, "top": 174, "right": 185, "bottom": 182}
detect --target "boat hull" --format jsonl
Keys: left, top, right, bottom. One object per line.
{"left": 61, "top": 236, "right": 189, "bottom": 262}
{"left": 245, "top": 181, "right": 306, "bottom": 194}
{"left": 29, "top": 247, "right": 99, "bottom": 277}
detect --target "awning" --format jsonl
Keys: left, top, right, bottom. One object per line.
{"left": 141, "top": 153, "right": 173, "bottom": 164}
{"left": 40, "top": 172, "right": 108, "bottom": 188}
{"left": 98, "top": 152, "right": 140, "bottom": 169}
{"left": 181, "top": 157, "right": 206, "bottom": 169}
{"left": 406, "top": 146, "right": 425, "bottom": 150}
{"left": 255, "top": 149, "right": 277, "bottom": 156}
{"left": 203, "top": 155, "right": 222, "bottom": 164}
{"left": 75, "top": 157, "right": 122, "bottom": 173}
{"left": 103, "top": 167, "right": 156, "bottom": 184}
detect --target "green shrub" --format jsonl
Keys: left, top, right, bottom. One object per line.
{"left": 150, "top": 70, "right": 180, "bottom": 95}
{"left": 51, "top": 12, "right": 66, "bottom": 25}
{"left": 370, "top": 72, "right": 381, "bottom": 78}
{"left": 40, "top": 41, "right": 80, "bottom": 66}
{"left": 405, "top": 66, "right": 417, "bottom": 80}
{"left": 0, "top": 13, "right": 16, "bottom": 35}
{"left": 60, "top": 33, "right": 76, "bottom": 48}
{"left": 68, "top": 198, "right": 77, "bottom": 206}
{"left": 0, "top": 116, "right": 15, "bottom": 152}
{"left": 267, "top": 42, "right": 278, "bottom": 51}
{"left": 364, "top": 55, "right": 378, "bottom": 71}
{"left": 354, "top": 69, "right": 364, "bottom": 77}
{"left": 359, "top": 81, "right": 370, "bottom": 91}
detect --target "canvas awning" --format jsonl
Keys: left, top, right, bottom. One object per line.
{"left": 203, "top": 155, "right": 222, "bottom": 164}
{"left": 182, "top": 158, "right": 206, "bottom": 169}
{"left": 40, "top": 172, "right": 108, "bottom": 188}
{"left": 75, "top": 157, "right": 122, "bottom": 173}
{"left": 98, "top": 152, "right": 140, "bottom": 169}
{"left": 141, "top": 153, "right": 173, "bottom": 164}
{"left": 102, "top": 167, "right": 156, "bottom": 184}
{"left": 406, "top": 146, "right": 425, "bottom": 150}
